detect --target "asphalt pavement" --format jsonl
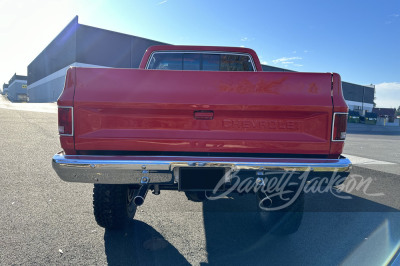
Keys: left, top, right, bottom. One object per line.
{"left": 0, "top": 101, "right": 400, "bottom": 265}
{"left": 344, "top": 123, "right": 400, "bottom": 175}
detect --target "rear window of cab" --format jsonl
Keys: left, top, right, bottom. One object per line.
{"left": 146, "top": 52, "right": 255, "bottom": 71}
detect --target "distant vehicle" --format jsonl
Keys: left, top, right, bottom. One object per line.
{"left": 364, "top": 112, "right": 378, "bottom": 125}
{"left": 348, "top": 110, "right": 360, "bottom": 123}
{"left": 52, "top": 45, "right": 351, "bottom": 235}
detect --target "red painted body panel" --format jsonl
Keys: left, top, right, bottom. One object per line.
{"left": 329, "top": 73, "right": 348, "bottom": 158}
{"left": 57, "top": 68, "right": 76, "bottom": 155}
{"left": 56, "top": 46, "right": 348, "bottom": 157}
{"left": 71, "top": 68, "right": 336, "bottom": 155}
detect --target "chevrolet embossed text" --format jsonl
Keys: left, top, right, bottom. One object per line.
{"left": 222, "top": 119, "right": 301, "bottom": 130}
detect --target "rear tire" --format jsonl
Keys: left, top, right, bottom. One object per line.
{"left": 256, "top": 188, "right": 304, "bottom": 235}
{"left": 93, "top": 184, "right": 137, "bottom": 229}
{"left": 185, "top": 191, "right": 207, "bottom": 202}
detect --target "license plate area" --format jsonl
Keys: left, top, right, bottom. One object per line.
{"left": 179, "top": 167, "right": 226, "bottom": 191}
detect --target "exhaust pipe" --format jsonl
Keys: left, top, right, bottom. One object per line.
{"left": 134, "top": 183, "right": 149, "bottom": 206}
{"left": 134, "top": 176, "right": 149, "bottom": 206}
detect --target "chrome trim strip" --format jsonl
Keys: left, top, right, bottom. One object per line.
{"left": 331, "top": 112, "right": 348, "bottom": 142}
{"left": 52, "top": 153, "right": 352, "bottom": 184}
{"left": 145, "top": 51, "right": 257, "bottom": 72}
{"left": 58, "top": 106, "right": 74, "bottom": 137}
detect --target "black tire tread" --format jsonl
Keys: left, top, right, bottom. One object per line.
{"left": 257, "top": 191, "right": 305, "bottom": 235}
{"left": 185, "top": 191, "right": 207, "bottom": 202}
{"left": 270, "top": 192, "right": 304, "bottom": 235}
{"left": 93, "top": 184, "right": 128, "bottom": 229}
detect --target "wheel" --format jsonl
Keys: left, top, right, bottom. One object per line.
{"left": 185, "top": 191, "right": 207, "bottom": 202}
{"left": 93, "top": 184, "right": 138, "bottom": 229}
{"left": 256, "top": 187, "right": 304, "bottom": 235}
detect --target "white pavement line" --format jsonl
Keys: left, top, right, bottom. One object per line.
{"left": 0, "top": 96, "right": 57, "bottom": 114}
{"left": 343, "top": 154, "right": 396, "bottom": 165}
{"left": 0, "top": 104, "right": 57, "bottom": 114}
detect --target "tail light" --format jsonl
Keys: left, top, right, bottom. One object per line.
{"left": 332, "top": 113, "right": 347, "bottom": 141}
{"left": 58, "top": 107, "right": 73, "bottom": 136}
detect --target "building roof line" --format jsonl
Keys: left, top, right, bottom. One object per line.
{"left": 79, "top": 23, "right": 169, "bottom": 46}
{"left": 28, "top": 16, "right": 79, "bottom": 67}
{"left": 342, "top": 80, "right": 375, "bottom": 88}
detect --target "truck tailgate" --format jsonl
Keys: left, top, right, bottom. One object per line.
{"left": 72, "top": 68, "right": 334, "bottom": 155}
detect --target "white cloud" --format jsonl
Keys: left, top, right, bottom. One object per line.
{"left": 385, "top": 13, "right": 399, "bottom": 24}
{"left": 157, "top": 0, "right": 168, "bottom": 5}
{"left": 281, "top": 62, "right": 303, "bottom": 67}
{"left": 240, "top": 37, "right": 255, "bottom": 42}
{"left": 272, "top": 56, "right": 302, "bottom": 64}
{"left": 374, "top": 82, "right": 400, "bottom": 108}
{"left": 261, "top": 61, "right": 268, "bottom": 65}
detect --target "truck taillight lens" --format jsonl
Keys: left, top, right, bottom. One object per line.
{"left": 332, "top": 113, "right": 347, "bottom": 141}
{"left": 58, "top": 107, "right": 73, "bottom": 136}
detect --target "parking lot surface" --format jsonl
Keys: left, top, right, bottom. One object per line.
{"left": 0, "top": 103, "right": 399, "bottom": 265}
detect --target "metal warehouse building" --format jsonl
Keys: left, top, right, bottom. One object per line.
{"left": 27, "top": 16, "right": 166, "bottom": 102}
{"left": 6, "top": 74, "right": 27, "bottom": 102}
{"left": 342, "top": 83, "right": 375, "bottom": 113}
{"left": 2, "top": 83, "right": 8, "bottom": 95}
{"left": 27, "top": 16, "right": 376, "bottom": 111}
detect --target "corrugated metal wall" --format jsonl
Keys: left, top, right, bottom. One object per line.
{"left": 7, "top": 80, "right": 27, "bottom": 102}
{"left": 27, "top": 16, "right": 167, "bottom": 102}
{"left": 28, "top": 17, "right": 77, "bottom": 86}
{"left": 76, "top": 24, "right": 166, "bottom": 68}
{"left": 342, "top": 82, "right": 374, "bottom": 104}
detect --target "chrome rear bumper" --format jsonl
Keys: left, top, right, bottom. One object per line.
{"left": 52, "top": 152, "right": 352, "bottom": 184}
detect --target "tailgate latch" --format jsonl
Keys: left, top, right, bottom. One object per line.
{"left": 194, "top": 110, "right": 214, "bottom": 120}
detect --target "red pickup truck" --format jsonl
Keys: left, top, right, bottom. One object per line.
{"left": 52, "top": 45, "right": 351, "bottom": 234}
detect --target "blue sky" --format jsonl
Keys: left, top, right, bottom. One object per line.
{"left": 0, "top": 0, "right": 399, "bottom": 107}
